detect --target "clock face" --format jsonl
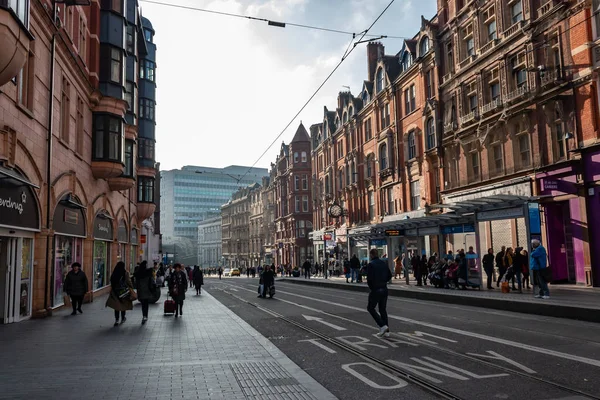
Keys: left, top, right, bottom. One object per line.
{"left": 329, "top": 204, "right": 343, "bottom": 217}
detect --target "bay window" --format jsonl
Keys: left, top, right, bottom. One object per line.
{"left": 1, "top": 0, "right": 29, "bottom": 27}
{"left": 124, "top": 140, "right": 134, "bottom": 177}
{"left": 137, "top": 177, "right": 155, "bottom": 203}
{"left": 93, "top": 114, "right": 123, "bottom": 162}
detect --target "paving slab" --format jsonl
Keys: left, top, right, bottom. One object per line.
{"left": 0, "top": 288, "right": 337, "bottom": 400}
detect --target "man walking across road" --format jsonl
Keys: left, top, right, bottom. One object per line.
{"left": 366, "top": 249, "right": 392, "bottom": 337}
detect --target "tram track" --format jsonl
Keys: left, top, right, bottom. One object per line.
{"left": 214, "top": 281, "right": 600, "bottom": 400}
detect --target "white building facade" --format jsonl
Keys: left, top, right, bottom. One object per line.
{"left": 198, "top": 216, "right": 223, "bottom": 267}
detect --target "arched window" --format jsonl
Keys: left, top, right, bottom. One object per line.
{"left": 376, "top": 67, "right": 385, "bottom": 92}
{"left": 408, "top": 130, "right": 416, "bottom": 159}
{"left": 379, "top": 143, "right": 388, "bottom": 170}
{"left": 420, "top": 36, "right": 430, "bottom": 56}
{"left": 301, "top": 151, "right": 307, "bottom": 162}
{"left": 343, "top": 111, "right": 348, "bottom": 123}
{"left": 362, "top": 91, "right": 369, "bottom": 104}
{"left": 349, "top": 106, "right": 354, "bottom": 117}
{"left": 294, "top": 152, "right": 299, "bottom": 163}
{"left": 336, "top": 117, "right": 340, "bottom": 130}
{"left": 426, "top": 118, "right": 436, "bottom": 150}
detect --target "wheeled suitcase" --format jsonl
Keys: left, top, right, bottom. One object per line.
{"left": 164, "top": 296, "right": 176, "bottom": 315}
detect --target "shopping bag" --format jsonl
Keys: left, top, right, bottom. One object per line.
{"left": 501, "top": 281, "right": 510, "bottom": 293}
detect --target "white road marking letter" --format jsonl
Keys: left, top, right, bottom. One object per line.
{"left": 466, "top": 351, "right": 536, "bottom": 374}
{"left": 372, "top": 334, "right": 419, "bottom": 348}
{"left": 342, "top": 363, "right": 408, "bottom": 389}
{"left": 386, "top": 358, "right": 470, "bottom": 383}
{"left": 396, "top": 331, "right": 457, "bottom": 345}
{"left": 298, "top": 339, "right": 337, "bottom": 354}
{"left": 303, "top": 315, "right": 347, "bottom": 331}
{"left": 337, "top": 336, "right": 388, "bottom": 351}
{"left": 422, "top": 357, "right": 509, "bottom": 379}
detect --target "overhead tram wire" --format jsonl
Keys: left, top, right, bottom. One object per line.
{"left": 138, "top": 0, "right": 407, "bottom": 39}
{"left": 234, "top": 0, "right": 397, "bottom": 184}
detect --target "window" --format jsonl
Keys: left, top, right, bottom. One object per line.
{"left": 144, "top": 28, "right": 153, "bottom": 43}
{"left": 76, "top": 97, "right": 84, "bottom": 155}
{"left": 337, "top": 141, "right": 343, "bottom": 158}
{"left": 101, "top": 0, "right": 123, "bottom": 13}
{"left": 367, "top": 158, "right": 373, "bottom": 177}
{"left": 471, "top": 152, "right": 480, "bottom": 179}
{"left": 302, "top": 195, "right": 309, "bottom": 212}
{"left": 511, "top": 0, "right": 523, "bottom": 24}
{"left": 362, "top": 91, "right": 369, "bottom": 105}
{"left": 294, "top": 152, "right": 299, "bottom": 163}
{"left": 555, "top": 121, "right": 566, "bottom": 159}
{"left": 294, "top": 176, "right": 300, "bottom": 190}
{"left": 410, "top": 180, "right": 420, "bottom": 210}
{"left": 16, "top": 50, "right": 33, "bottom": 109}
{"left": 511, "top": 55, "right": 527, "bottom": 88}
{"left": 401, "top": 52, "right": 412, "bottom": 71}
{"left": 343, "top": 111, "right": 348, "bottom": 124}
{"left": 125, "top": 81, "right": 134, "bottom": 112}
{"left": 420, "top": 37, "right": 430, "bottom": 56}
{"left": 60, "top": 78, "right": 71, "bottom": 143}
{"left": 138, "top": 177, "right": 154, "bottom": 203}
{"left": 79, "top": 17, "right": 86, "bottom": 60}
{"left": 387, "top": 188, "right": 395, "bottom": 214}
{"left": 110, "top": 47, "right": 122, "bottom": 83}
{"left": 138, "top": 138, "right": 155, "bottom": 161}
{"left": 295, "top": 196, "right": 300, "bottom": 212}
{"left": 376, "top": 68, "right": 385, "bottom": 92}
{"left": 487, "top": 20, "right": 497, "bottom": 41}
{"left": 380, "top": 103, "right": 390, "bottom": 129}
{"left": 434, "top": 167, "right": 441, "bottom": 203}
{"left": 345, "top": 164, "right": 350, "bottom": 186}
{"left": 139, "top": 60, "right": 155, "bottom": 82}
{"left": 349, "top": 106, "right": 353, "bottom": 117}
{"left": 4, "top": 0, "right": 30, "bottom": 27}
{"left": 466, "top": 37, "right": 475, "bottom": 57}
{"left": 425, "top": 70, "right": 433, "bottom": 99}
{"left": 408, "top": 130, "right": 416, "bottom": 159}
{"left": 410, "top": 85, "right": 416, "bottom": 111}
{"left": 595, "top": 0, "right": 600, "bottom": 39}
{"left": 491, "top": 144, "right": 503, "bottom": 174}
{"left": 518, "top": 134, "right": 531, "bottom": 168}
{"left": 463, "top": 24, "right": 474, "bottom": 57}
{"left": 379, "top": 143, "right": 387, "bottom": 170}
{"left": 302, "top": 174, "right": 308, "bottom": 190}
{"left": 301, "top": 151, "right": 307, "bottom": 162}
{"left": 490, "top": 82, "right": 500, "bottom": 101}
{"left": 364, "top": 119, "right": 372, "bottom": 141}
{"left": 483, "top": 6, "right": 496, "bottom": 41}
{"left": 124, "top": 140, "right": 134, "bottom": 177}
{"left": 93, "top": 114, "right": 123, "bottom": 162}
{"left": 446, "top": 42, "right": 454, "bottom": 74}
{"left": 368, "top": 191, "right": 375, "bottom": 220}
{"left": 126, "top": 25, "right": 135, "bottom": 54}
{"left": 325, "top": 175, "right": 331, "bottom": 194}
{"left": 404, "top": 88, "right": 411, "bottom": 114}
{"left": 338, "top": 169, "right": 343, "bottom": 190}
{"left": 139, "top": 98, "right": 155, "bottom": 121}
{"left": 469, "top": 93, "right": 478, "bottom": 112}
{"left": 296, "top": 221, "right": 306, "bottom": 238}
{"left": 426, "top": 118, "right": 435, "bottom": 150}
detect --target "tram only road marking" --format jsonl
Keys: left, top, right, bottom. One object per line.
{"left": 303, "top": 315, "right": 346, "bottom": 331}
{"left": 298, "top": 338, "right": 337, "bottom": 354}
{"left": 270, "top": 286, "right": 600, "bottom": 369}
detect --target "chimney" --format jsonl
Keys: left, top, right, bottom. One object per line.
{"left": 367, "top": 42, "right": 384, "bottom": 82}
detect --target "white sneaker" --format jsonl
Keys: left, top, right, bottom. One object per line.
{"left": 376, "top": 325, "right": 389, "bottom": 337}
{"left": 383, "top": 330, "right": 391, "bottom": 338}
{"left": 542, "top": 295, "right": 550, "bottom": 299}
{"left": 535, "top": 295, "right": 542, "bottom": 298}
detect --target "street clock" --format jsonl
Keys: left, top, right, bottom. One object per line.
{"left": 328, "top": 204, "right": 343, "bottom": 218}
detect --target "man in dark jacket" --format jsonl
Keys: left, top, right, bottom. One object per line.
{"left": 366, "top": 249, "right": 392, "bottom": 337}
{"left": 350, "top": 255, "right": 360, "bottom": 283}
{"left": 259, "top": 265, "right": 275, "bottom": 298}
{"left": 303, "top": 260, "right": 311, "bottom": 279}
{"left": 495, "top": 246, "right": 506, "bottom": 287}
{"left": 482, "top": 248, "right": 495, "bottom": 289}
{"left": 64, "top": 262, "right": 88, "bottom": 315}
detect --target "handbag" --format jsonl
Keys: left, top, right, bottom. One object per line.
{"left": 501, "top": 281, "right": 510, "bottom": 293}
{"left": 129, "top": 288, "right": 137, "bottom": 301}
{"left": 117, "top": 276, "right": 129, "bottom": 298}
{"left": 269, "top": 285, "right": 275, "bottom": 296}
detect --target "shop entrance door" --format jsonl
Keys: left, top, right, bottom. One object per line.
{"left": 0, "top": 237, "right": 21, "bottom": 324}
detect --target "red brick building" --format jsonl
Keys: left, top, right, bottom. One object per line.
{"left": 0, "top": 0, "right": 158, "bottom": 322}
{"left": 273, "top": 123, "right": 313, "bottom": 267}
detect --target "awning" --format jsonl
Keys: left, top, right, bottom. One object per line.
{"left": 441, "top": 194, "right": 536, "bottom": 215}
{"left": 0, "top": 165, "right": 40, "bottom": 189}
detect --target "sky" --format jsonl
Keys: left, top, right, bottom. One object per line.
{"left": 140, "top": 0, "right": 438, "bottom": 172}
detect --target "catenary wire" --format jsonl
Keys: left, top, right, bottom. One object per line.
{"left": 234, "top": 0, "right": 397, "bottom": 184}
{"left": 138, "top": 0, "right": 407, "bottom": 39}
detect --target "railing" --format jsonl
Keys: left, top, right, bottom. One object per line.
{"left": 459, "top": 110, "right": 479, "bottom": 125}
{"left": 537, "top": 0, "right": 555, "bottom": 18}
{"left": 505, "top": 85, "right": 528, "bottom": 102}
{"left": 459, "top": 55, "right": 475, "bottom": 69}
{"left": 503, "top": 20, "right": 523, "bottom": 38}
{"left": 541, "top": 67, "right": 561, "bottom": 86}
{"left": 481, "top": 98, "right": 502, "bottom": 115}
{"left": 444, "top": 122, "right": 457, "bottom": 134}
{"left": 479, "top": 39, "right": 498, "bottom": 55}
{"left": 442, "top": 73, "right": 454, "bottom": 84}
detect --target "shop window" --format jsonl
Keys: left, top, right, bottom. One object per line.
{"left": 124, "top": 139, "right": 134, "bottom": 177}
{"left": 93, "top": 114, "right": 123, "bottom": 162}
{"left": 60, "top": 77, "right": 71, "bottom": 143}
{"left": 426, "top": 118, "right": 436, "bottom": 150}
{"left": 407, "top": 130, "right": 416, "bottom": 160}
{"left": 76, "top": 97, "right": 84, "bottom": 155}
{"left": 93, "top": 240, "right": 110, "bottom": 290}
{"left": 410, "top": 180, "right": 420, "bottom": 210}
{"left": 379, "top": 143, "right": 388, "bottom": 170}
{"left": 3, "top": 0, "right": 29, "bottom": 27}
{"left": 138, "top": 176, "right": 155, "bottom": 202}
{"left": 53, "top": 236, "right": 83, "bottom": 307}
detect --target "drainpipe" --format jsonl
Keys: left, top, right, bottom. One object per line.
{"left": 44, "top": 3, "right": 58, "bottom": 312}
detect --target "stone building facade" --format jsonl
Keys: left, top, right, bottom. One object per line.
{"left": 197, "top": 216, "right": 222, "bottom": 268}
{"left": 0, "top": 0, "right": 158, "bottom": 322}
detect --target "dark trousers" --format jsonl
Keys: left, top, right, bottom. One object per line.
{"left": 114, "top": 310, "right": 126, "bottom": 320}
{"left": 140, "top": 299, "right": 149, "bottom": 318}
{"left": 484, "top": 266, "right": 494, "bottom": 288}
{"left": 497, "top": 267, "right": 507, "bottom": 286}
{"left": 175, "top": 300, "right": 183, "bottom": 314}
{"left": 367, "top": 288, "right": 389, "bottom": 328}
{"left": 70, "top": 295, "right": 83, "bottom": 312}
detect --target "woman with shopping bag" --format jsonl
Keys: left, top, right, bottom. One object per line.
{"left": 106, "top": 261, "right": 136, "bottom": 326}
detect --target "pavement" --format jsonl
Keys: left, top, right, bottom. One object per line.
{"left": 276, "top": 275, "right": 600, "bottom": 323}
{"left": 0, "top": 286, "right": 337, "bottom": 400}
{"left": 207, "top": 278, "right": 600, "bottom": 400}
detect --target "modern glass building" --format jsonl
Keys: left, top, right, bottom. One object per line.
{"left": 160, "top": 165, "right": 268, "bottom": 264}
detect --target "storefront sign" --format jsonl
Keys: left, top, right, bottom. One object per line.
{"left": 528, "top": 203, "right": 541, "bottom": 235}
{"left": 140, "top": 234, "right": 147, "bottom": 244}
{"left": 0, "top": 180, "right": 40, "bottom": 231}
{"left": 385, "top": 229, "right": 402, "bottom": 236}
{"left": 117, "top": 220, "right": 128, "bottom": 243}
{"left": 441, "top": 224, "right": 475, "bottom": 235}
{"left": 370, "top": 239, "right": 387, "bottom": 246}
{"left": 54, "top": 201, "right": 86, "bottom": 237}
{"left": 476, "top": 207, "right": 523, "bottom": 222}
{"left": 444, "top": 180, "right": 531, "bottom": 204}
{"left": 418, "top": 226, "right": 440, "bottom": 236}
{"left": 542, "top": 179, "right": 558, "bottom": 191}
{"left": 93, "top": 215, "right": 113, "bottom": 241}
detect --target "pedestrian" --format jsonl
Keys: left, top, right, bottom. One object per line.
{"left": 187, "top": 265, "right": 194, "bottom": 288}
{"left": 402, "top": 253, "right": 410, "bottom": 284}
{"left": 350, "top": 254, "right": 360, "bottom": 283}
{"left": 134, "top": 260, "right": 154, "bottom": 324}
{"left": 512, "top": 247, "right": 525, "bottom": 293}
{"left": 482, "top": 248, "right": 495, "bottom": 289}
{"left": 521, "top": 249, "right": 531, "bottom": 289}
{"left": 458, "top": 251, "right": 468, "bottom": 289}
{"left": 420, "top": 254, "right": 429, "bottom": 285}
{"left": 193, "top": 265, "right": 204, "bottom": 295}
{"left": 530, "top": 239, "right": 550, "bottom": 299}
{"left": 393, "top": 255, "right": 402, "bottom": 279}
{"left": 495, "top": 246, "right": 506, "bottom": 287}
{"left": 366, "top": 248, "right": 392, "bottom": 337}
{"left": 411, "top": 253, "right": 421, "bottom": 286}
{"left": 446, "top": 250, "right": 454, "bottom": 262}
{"left": 258, "top": 265, "right": 275, "bottom": 298}
{"left": 106, "top": 261, "right": 135, "bottom": 326}
{"left": 343, "top": 257, "right": 350, "bottom": 283}
{"left": 218, "top": 267, "right": 223, "bottom": 280}
{"left": 169, "top": 263, "right": 188, "bottom": 317}
{"left": 64, "top": 262, "right": 88, "bottom": 315}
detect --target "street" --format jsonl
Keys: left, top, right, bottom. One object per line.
{"left": 208, "top": 277, "right": 600, "bottom": 400}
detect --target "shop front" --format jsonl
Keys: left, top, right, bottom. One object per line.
{"left": 92, "top": 212, "right": 113, "bottom": 290}
{"left": 117, "top": 219, "right": 128, "bottom": 267}
{"left": 0, "top": 167, "right": 40, "bottom": 323}
{"left": 130, "top": 227, "right": 138, "bottom": 274}
{"left": 52, "top": 195, "right": 86, "bottom": 307}
{"left": 538, "top": 167, "right": 590, "bottom": 285}
{"left": 583, "top": 148, "right": 600, "bottom": 286}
